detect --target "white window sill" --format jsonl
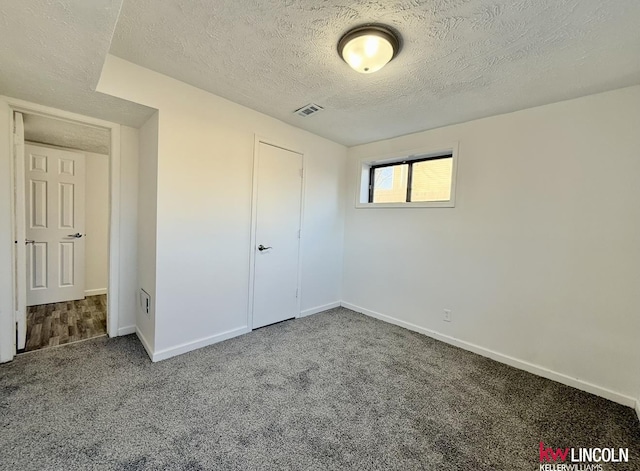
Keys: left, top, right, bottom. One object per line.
{"left": 355, "top": 201, "right": 455, "bottom": 209}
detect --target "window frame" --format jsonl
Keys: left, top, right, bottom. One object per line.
{"left": 368, "top": 154, "right": 453, "bottom": 204}
{"left": 356, "top": 143, "right": 459, "bottom": 209}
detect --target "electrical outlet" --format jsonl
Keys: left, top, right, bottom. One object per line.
{"left": 443, "top": 309, "right": 452, "bottom": 322}
{"left": 140, "top": 289, "right": 151, "bottom": 317}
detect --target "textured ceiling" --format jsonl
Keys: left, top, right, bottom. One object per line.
{"left": 110, "top": 0, "right": 640, "bottom": 146}
{"left": 0, "top": 0, "right": 154, "bottom": 127}
{"left": 23, "top": 114, "right": 111, "bottom": 155}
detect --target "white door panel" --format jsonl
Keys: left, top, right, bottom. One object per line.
{"left": 25, "top": 144, "right": 85, "bottom": 306}
{"left": 252, "top": 143, "right": 302, "bottom": 329}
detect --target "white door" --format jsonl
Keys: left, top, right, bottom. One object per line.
{"left": 25, "top": 144, "right": 86, "bottom": 306}
{"left": 251, "top": 142, "right": 303, "bottom": 329}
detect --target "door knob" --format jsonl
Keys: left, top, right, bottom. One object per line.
{"left": 258, "top": 244, "right": 272, "bottom": 251}
{"left": 68, "top": 233, "right": 84, "bottom": 238}
{"left": 25, "top": 239, "right": 35, "bottom": 245}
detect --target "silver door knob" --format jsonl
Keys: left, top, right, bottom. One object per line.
{"left": 258, "top": 244, "right": 272, "bottom": 251}
{"left": 25, "top": 239, "right": 35, "bottom": 245}
{"left": 68, "top": 233, "right": 83, "bottom": 238}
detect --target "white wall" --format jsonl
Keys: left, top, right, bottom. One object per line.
{"left": 299, "top": 144, "right": 346, "bottom": 314}
{"left": 343, "top": 85, "right": 640, "bottom": 404}
{"left": 84, "top": 152, "right": 109, "bottom": 294}
{"left": 135, "top": 112, "right": 158, "bottom": 353}
{"left": 117, "top": 125, "right": 139, "bottom": 334}
{"left": 98, "top": 55, "right": 347, "bottom": 359}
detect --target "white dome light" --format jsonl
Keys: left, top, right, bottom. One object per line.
{"left": 338, "top": 25, "right": 400, "bottom": 74}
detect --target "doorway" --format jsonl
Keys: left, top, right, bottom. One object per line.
{"left": 21, "top": 139, "right": 109, "bottom": 351}
{"left": 249, "top": 139, "right": 304, "bottom": 329}
{"left": 8, "top": 99, "right": 121, "bottom": 356}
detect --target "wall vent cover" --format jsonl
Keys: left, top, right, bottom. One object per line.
{"left": 294, "top": 103, "right": 324, "bottom": 117}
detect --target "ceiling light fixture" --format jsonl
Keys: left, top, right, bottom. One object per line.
{"left": 338, "top": 25, "right": 400, "bottom": 74}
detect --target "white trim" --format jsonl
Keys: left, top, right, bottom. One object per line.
{"left": 85, "top": 288, "right": 107, "bottom": 296}
{"left": 0, "top": 102, "right": 14, "bottom": 362}
{"left": 136, "top": 327, "right": 154, "bottom": 360}
{"left": 246, "top": 137, "right": 260, "bottom": 330}
{"left": 12, "top": 112, "right": 26, "bottom": 350}
{"left": 1, "top": 96, "right": 123, "bottom": 360}
{"left": 341, "top": 302, "right": 637, "bottom": 408}
{"left": 300, "top": 302, "right": 341, "bottom": 317}
{"left": 151, "top": 326, "right": 250, "bottom": 362}
{"left": 247, "top": 135, "right": 305, "bottom": 330}
{"left": 356, "top": 200, "right": 456, "bottom": 209}
{"left": 355, "top": 142, "right": 459, "bottom": 209}
{"left": 118, "top": 325, "right": 136, "bottom": 336}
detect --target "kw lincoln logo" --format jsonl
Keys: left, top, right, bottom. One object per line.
{"left": 538, "top": 442, "right": 630, "bottom": 471}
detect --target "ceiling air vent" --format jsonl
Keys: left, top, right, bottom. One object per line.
{"left": 294, "top": 103, "right": 324, "bottom": 117}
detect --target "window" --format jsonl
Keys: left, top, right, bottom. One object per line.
{"left": 357, "top": 145, "right": 457, "bottom": 208}
{"left": 370, "top": 164, "right": 408, "bottom": 203}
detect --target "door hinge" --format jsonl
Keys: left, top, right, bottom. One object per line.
{"left": 296, "top": 289, "right": 298, "bottom": 298}
{"left": 299, "top": 168, "right": 303, "bottom": 178}
{"left": 298, "top": 229, "right": 301, "bottom": 239}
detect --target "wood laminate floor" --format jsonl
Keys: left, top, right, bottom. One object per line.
{"left": 24, "top": 295, "right": 107, "bottom": 352}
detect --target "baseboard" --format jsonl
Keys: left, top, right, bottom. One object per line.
{"left": 300, "top": 301, "right": 341, "bottom": 318}
{"left": 152, "top": 326, "right": 250, "bottom": 362}
{"left": 117, "top": 325, "right": 136, "bottom": 336}
{"left": 341, "top": 302, "right": 636, "bottom": 408}
{"left": 135, "top": 327, "right": 154, "bottom": 361}
{"left": 85, "top": 288, "right": 107, "bottom": 296}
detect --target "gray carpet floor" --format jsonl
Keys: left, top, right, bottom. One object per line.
{"left": 1, "top": 308, "right": 638, "bottom": 470}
